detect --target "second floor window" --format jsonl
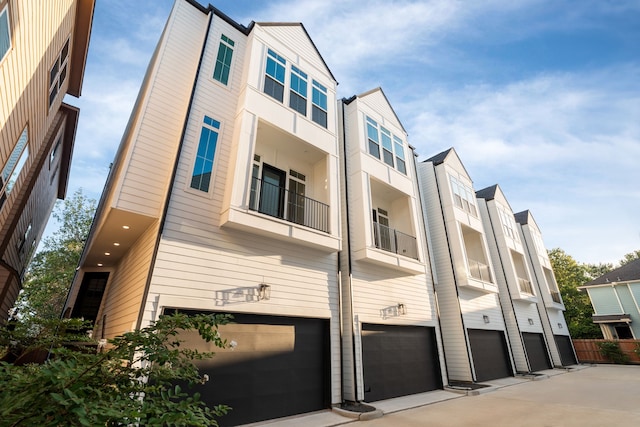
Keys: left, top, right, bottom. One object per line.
{"left": 312, "top": 80, "right": 327, "bottom": 128}
{"left": 49, "top": 38, "right": 70, "bottom": 107}
{"left": 264, "top": 48, "right": 285, "bottom": 102}
{"left": 365, "top": 116, "right": 407, "bottom": 174}
{"left": 190, "top": 116, "right": 220, "bottom": 192}
{"left": 213, "top": 34, "right": 234, "bottom": 85}
{"left": 289, "top": 65, "right": 307, "bottom": 116}
{"left": 499, "top": 208, "right": 518, "bottom": 241}
{"left": 0, "top": 5, "right": 11, "bottom": 62}
{"left": 1, "top": 126, "right": 29, "bottom": 210}
{"left": 449, "top": 175, "right": 477, "bottom": 217}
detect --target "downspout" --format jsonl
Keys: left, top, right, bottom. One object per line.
{"left": 136, "top": 6, "right": 214, "bottom": 329}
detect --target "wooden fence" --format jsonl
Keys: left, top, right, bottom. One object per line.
{"left": 573, "top": 339, "right": 640, "bottom": 364}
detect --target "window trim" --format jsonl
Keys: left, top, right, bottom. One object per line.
{"left": 0, "top": 3, "right": 11, "bottom": 63}
{"left": 311, "top": 80, "right": 328, "bottom": 128}
{"left": 1, "top": 126, "right": 29, "bottom": 201}
{"left": 49, "top": 37, "right": 70, "bottom": 109}
{"left": 263, "top": 48, "right": 286, "bottom": 102}
{"left": 365, "top": 115, "right": 407, "bottom": 174}
{"left": 289, "top": 65, "right": 308, "bottom": 116}
{"left": 188, "top": 115, "right": 221, "bottom": 194}
{"left": 212, "top": 33, "right": 234, "bottom": 86}
{"left": 449, "top": 175, "right": 477, "bottom": 217}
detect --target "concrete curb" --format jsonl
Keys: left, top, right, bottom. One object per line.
{"left": 332, "top": 407, "right": 384, "bottom": 421}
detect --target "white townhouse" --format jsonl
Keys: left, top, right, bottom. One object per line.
{"left": 64, "top": 1, "right": 343, "bottom": 425}
{"left": 417, "top": 148, "right": 515, "bottom": 382}
{"left": 476, "top": 185, "right": 553, "bottom": 373}
{"left": 338, "top": 88, "right": 446, "bottom": 403}
{"left": 514, "top": 210, "right": 577, "bottom": 366}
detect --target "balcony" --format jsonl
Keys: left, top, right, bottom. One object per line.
{"left": 372, "top": 222, "right": 418, "bottom": 260}
{"left": 249, "top": 177, "right": 329, "bottom": 233}
{"left": 468, "top": 258, "right": 492, "bottom": 282}
{"left": 518, "top": 277, "right": 534, "bottom": 294}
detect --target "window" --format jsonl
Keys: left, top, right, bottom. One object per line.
{"left": 289, "top": 65, "right": 307, "bottom": 115}
{"left": 394, "top": 136, "right": 406, "bottom": 174}
{"left": 312, "top": 80, "right": 327, "bottom": 128}
{"left": 49, "top": 38, "right": 70, "bottom": 107}
{"left": 449, "top": 175, "right": 477, "bottom": 217}
{"left": 0, "top": 4, "right": 11, "bottom": 62}
{"left": 499, "top": 208, "right": 518, "bottom": 241}
{"left": 264, "top": 48, "right": 285, "bottom": 102}
{"left": 213, "top": 34, "right": 234, "bottom": 85}
{"left": 1, "top": 127, "right": 29, "bottom": 197}
{"left": 288, "top": 169, "right": 306, "bottom": 225}
{"left": 50, "top": 135, "right": 62, "bottom": 167}
{"left": 190, "top": 116, "right": 220, "bottom": 192}
{"left": 366, "top": 117, "right": 380, "bottom": 159}
{"left": 365, "top": 116, "right": 407, "bottom": 174}
{"left": 16, "top": 223, "right": 31, "bottom": 252}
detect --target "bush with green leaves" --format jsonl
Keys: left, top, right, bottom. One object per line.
{"left": 0, "top": 313, "right": 231, "bottom": 426}
{"left": 597, "top": 341, "right": 629, "bottom": 364}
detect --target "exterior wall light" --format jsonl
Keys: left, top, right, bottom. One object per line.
{"left": 258, "top": 283, "right": 271, "bottom": 300}
{"left": 528, "top": 318, "right": 534, "bottom": 325}
{"left": 397, "top": 303, "right": 407, "bottom": 315}
{"left": 483, "top": 315, "right": 490, "bottom": 324}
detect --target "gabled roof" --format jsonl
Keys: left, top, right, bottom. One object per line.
{"left": 475, "top": 184, "right": 498, "bottom": 201}
{"left": 355, "top": 87, "right": 407, "bottom": 134}
{"left": 422, "top": 147, "right": 473, "bottom": 181}
{"left": 514, "top": 210, "right": 531, "bottom": 225}
{"left": 582, "top": 258, "right": 640, "bottom": 287}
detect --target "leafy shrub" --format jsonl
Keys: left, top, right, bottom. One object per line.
{"left": 597, "top": 341, "right": 629, "bottom": 364}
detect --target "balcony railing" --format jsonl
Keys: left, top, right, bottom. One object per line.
{"left": 249, "top": 177, "right": 329, "bottom": 233}
{"left": 518, "top": 277, "right": 534, "bottom": 294}
{"left": 373, "top": 222, "right": 418, "bottom": 260}
{"left": 550, "top": 291, "right": 562, "bottom": 304}
{"left": 468, "top": 258, "right": 492, "bottom": 283}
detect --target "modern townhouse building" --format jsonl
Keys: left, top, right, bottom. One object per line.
{"left": 476, "top": 185, "right": 552, "bottom": 373}
{"left": 515, "top": 210, "right": 577, "bottom": 366}
{"left": 0, "top": 0, "right": 94, "bottom": 319}
{"left": 417, "top": 148, "right": 514, "bottom": 382}
{"left": 64, "top": 1, "right": 342, "bottom": 425}
{"left": 338, "top": 88, "right": 446, "bottom": 403}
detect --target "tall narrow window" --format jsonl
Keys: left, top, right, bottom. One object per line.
{"left": 312, "top": 80, "right": 327, "bottom": 128}
{"left": 264, "top": 49, "right": 285, "bottom": 102}
{"left": 288, "top": 169, "right": 306, "bottom": 225}
{"left": 49, "top": 38, "right": 70, "bottom": 107}
{"left": 289, "top": 65, "right": 307, "bottom": 115}
{"left": 0, "top": 5, "right": 11, "bottom": 62}
{"left": 213, "top": 34, "right": 234, "bottom": 85}
{"left": 380, "top": 127, "right": 394, "bottom": 167}
{"left": 394, "top": 136, "right": 406, "bottom": 175}
{"left": 50, "top": 135, "right": 62, "bottom": 167}
{"left": 2, "top": 127, "right": 29, "bottom": 196}
{"left": 366, "top": 117, "right": 380, "bottom": 159}
{"left": 190, "top": 116, "right": 220, "bottom": 192}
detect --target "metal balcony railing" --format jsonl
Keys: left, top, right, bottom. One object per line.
{"left": 373, "top": 222, "right": 418, "bottom": 260}
{"left": 468, "top": 258, "right": 492, "bottom": 283}
{"left": 518, "top": 277, "right": 534, "bottom": 294}
{"left": 550, "top": 291, "right": 562, "bottom": 304}
{"left": 249, "top": 177, "right": 329, "bottom": 233}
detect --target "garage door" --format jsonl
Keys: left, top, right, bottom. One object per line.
{"left": 522, "top": 332, "right": 551, "bottom": 372}
{"left": 554, "top": 334, "right": 577, "bottom": 366}
{"left": 362, "top": 324, "right": 442, "bottom": 402}
{"left": 175, "top": 312, "right": 330, "bottom": 427}
{"left": 467, "top": 329, "right": 513, "bottom": 382}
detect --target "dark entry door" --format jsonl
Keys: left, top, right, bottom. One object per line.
{"left": 554, "top": 334, "right": 577, "bottom": 366}
{"left": 259, "top": 164, "right": 286, "bottom": 218}
{"left": 467, "top": 329, "right": 513, "bottom": 382}
{"left": 175, "top": 312, "right": 330, "bottom": 427}
{"left": 362, "top": 324, "right": 442, "bottom": 402}
{"left": 522, "top": 332, "right": 551, "bottom": 372}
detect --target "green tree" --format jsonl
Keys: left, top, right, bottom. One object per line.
{"left": 618, "top": 250, "right": 640, "bottom": 266}
{"left": 548, "top": 248, "right": 601, "bottom": 338}
{"left": 0, "top": 313, "right": 231, "bottom": 426}
{"left": 13, "top": 189, "right": 96, "bottom": 322}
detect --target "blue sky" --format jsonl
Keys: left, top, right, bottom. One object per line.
{"left": 65, "top": 0, "right": 640, "bottom": 264}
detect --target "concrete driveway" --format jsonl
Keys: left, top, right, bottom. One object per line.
{"left": 252, "top": 365, "right": 640, "bottom": 427}
{"left": 350, "top": 365, "right": 640, "bottom": 427}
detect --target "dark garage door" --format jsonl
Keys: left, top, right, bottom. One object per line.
{"left": 467, "top": 329, "right": 513, "bottom": 382}
{"left": 555, "top": 334, "right": 577, "bottom": 366}
{"left": 362, "top": 324, "right": 442, "bottom": 402}
{"left": 175, "top": 312, "right": 330, "bottom": 427}
{"left": 522, "top": 332, "right": 551, "bottom": 372}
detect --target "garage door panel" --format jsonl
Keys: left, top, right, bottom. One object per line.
{"left": 362, "top": 324, "right": 441, "bottom": 402}
{"left": 467, "top": 329, "right": 513, "bottom": 382}
{"left": 173, "top": 311, "right": 329, "bottom": 426}
{"left": 522, "top": 332, "right": 551, "bottom": 372}
{"left": 554, "top": 335, "right": 577, "bottom": 366}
